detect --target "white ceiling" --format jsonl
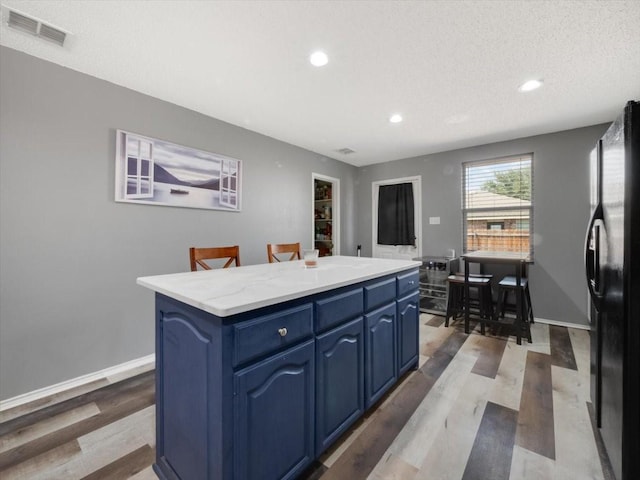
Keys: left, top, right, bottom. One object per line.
{"left": 1, "top": 1, "right": 639, "bottom": 166}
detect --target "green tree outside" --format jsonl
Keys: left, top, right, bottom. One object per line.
{"left": 482, "top": 169, "right": 531, "bottom": 201}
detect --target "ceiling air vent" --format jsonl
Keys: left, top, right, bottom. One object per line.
{"left": 4, "top": 7, "right": 69, "bottom": 47}
{"left": 336, "top": 148, "right": 356, "bottom": 155}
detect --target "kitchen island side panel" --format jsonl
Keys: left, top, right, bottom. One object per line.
{"left": 154, "top": 293, "right": 234, "bottom": 480}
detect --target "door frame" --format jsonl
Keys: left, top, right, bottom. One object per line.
{"left": 371, "top": 176, "right": 422, "bottom": 259}
{"left": 312, "top": 173, "right": 340, "bottom": 255}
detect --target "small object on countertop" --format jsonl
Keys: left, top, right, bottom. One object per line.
{"left": 303, "top": 249, "right": 319, "bottom": 268}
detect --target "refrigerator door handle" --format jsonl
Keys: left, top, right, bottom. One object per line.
{"left": 585, "top": 203, "right": 604, "bottom": 310}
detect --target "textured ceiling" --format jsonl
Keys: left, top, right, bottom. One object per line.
{"left": 1, "top": 0, "right": 639, "bottom": 166}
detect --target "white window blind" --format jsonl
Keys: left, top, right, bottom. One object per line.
{"left": 462, "top": 154, "right": 533, "bottom": 257}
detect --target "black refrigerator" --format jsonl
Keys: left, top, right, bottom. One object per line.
{"left": 585, "top": 100, "right": 640, "bottom": 480}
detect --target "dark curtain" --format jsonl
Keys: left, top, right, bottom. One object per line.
{"left": 377, "top": 183, "right": 415, "bottom": 246}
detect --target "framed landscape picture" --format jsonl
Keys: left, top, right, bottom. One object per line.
{"left": 114, "top": 130, "right": 241, "bottom": 211}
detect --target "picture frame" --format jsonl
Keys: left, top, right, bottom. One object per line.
{"left": 114, "top": 129, "right": 242, "bottom": 211}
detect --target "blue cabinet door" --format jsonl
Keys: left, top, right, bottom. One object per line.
{"left": 234, "top": 339, "right": 315, "bottom": 480}
{"left": 397, "top": 291, "right": 420, "bottom": 376}
{"left": 315, "top": 317, "right": 364, "bottom": 456}
{"left": 365, "top": 302, "right": 397, "bottom": 408}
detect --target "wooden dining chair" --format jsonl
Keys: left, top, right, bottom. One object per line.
{"left": 189, "top": 246, "right": 241, "bottom": 271}
{"left": 267, "top": 243, "right": 301, "bottom": 263}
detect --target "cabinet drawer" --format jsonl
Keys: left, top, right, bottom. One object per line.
{"left": 233, "top": 304, "right": 313, "bottom": 366}
{"left": 364, "top": 277, "right": 396, "bottom": 311}
{"left": 315, "top": 288, "right": 363, "bottom": 333}
{"left": 397, "top": 270, "right": 420, "bottom": 298}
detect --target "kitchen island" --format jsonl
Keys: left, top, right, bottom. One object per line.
{"left": 137, "top": 255, "right": 421, "bottom": 480}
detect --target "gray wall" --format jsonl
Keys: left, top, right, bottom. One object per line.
{"left": 0, "top": 47, "right": 358, "bottom": 401}
{"left": 0, "top": 45, "right": 610, "bottom": 402}
{"left": 355, "top": 123, "right": 609, "bottom": 327}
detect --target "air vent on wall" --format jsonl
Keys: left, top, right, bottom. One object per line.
{"left": 336, "top": 148, "right": 356, "bottom": 155}
{"left": 38, "top": 23, "right": 67, "bottom": 46}
{"left": 4, "top": 6, "right": 69, "bottom": 47}
{"left": 7, "top": 10, "right": 37, "bottom": 34}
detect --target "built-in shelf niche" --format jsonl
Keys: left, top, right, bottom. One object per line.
{"left": 312, "top": 174, "right": 340, "bottom": 256}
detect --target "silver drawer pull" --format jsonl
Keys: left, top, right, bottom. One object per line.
{"left": 409, "top": 280, "right": 415, "bottom": 285}
{"left": 278, "top": 327, "right": 288, "bottom": 337}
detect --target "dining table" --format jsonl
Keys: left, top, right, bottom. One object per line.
{"left": 460, "top": 250, "right": 532, "bottom": 345}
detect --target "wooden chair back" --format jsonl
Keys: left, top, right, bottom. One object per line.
{"left": 267, "top": 243, "right": 301, "bottom": 263}
{"left": 189, "top": 246, "right": 241, "bottom": 271}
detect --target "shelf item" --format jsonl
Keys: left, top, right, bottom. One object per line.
{"left": 414, "top": 256, "right": 459, "bottom": 316}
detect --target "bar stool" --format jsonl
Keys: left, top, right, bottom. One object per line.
{"left": 445, "top": 274, "right": 494, "bottom": 334}
{"left": 496, "top": 276, "right": 533, "bottom": 342}
{"left": 267, "top": 242, "right": 302, "bottom": 263}
{"left": 189, "top": 245, "right": 241, "bottom": 271}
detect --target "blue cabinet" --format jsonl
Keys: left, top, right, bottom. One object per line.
{"left": 153, "top": 268, "right": 419, "bottom": 480}
{"left": 397, "top": 269, "right": 420, "bottom": 298}
{"left": 398, "top": 291, "right": 420, "bottom": 376}
{"left": 315, "top": 287, "right": 363, "bottom": 333}
{"left": 234, "top": 340, "right": 315, "bottom": 480}
{"left": 232, "top": 303, "right": 313, "bottom": 366}
{"left": 315, "top": 317, "right": 364, "bottom": 456}
{"left": 364, "top": 276, "right": 396, "bottom": 311}
{"left": 365, "top": 302, "right": 397, "bottom": 407}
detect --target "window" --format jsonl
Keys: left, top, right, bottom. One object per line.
{"left": 125, "top": 134, "right": 154, "bottom": 199}
{"left": 487, "top": 222, "right": 504, "bottom": 230}
{"left": 462, "top": 154, "right": 533, "bottom": 256}
{"left": 219, "top": 157, "right": 239, "bottom": 208}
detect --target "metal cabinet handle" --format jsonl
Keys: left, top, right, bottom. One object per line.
{"left": 278, "top": 327, "right": 288, "bottom": 337}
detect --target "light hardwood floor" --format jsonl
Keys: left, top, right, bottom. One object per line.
{"left": 0, "top": 315, "right": 614, "bottom": 480}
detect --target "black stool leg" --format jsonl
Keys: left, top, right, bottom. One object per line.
{"left": 445, "top": 283, "right": 454, "bottom": 327}
{"left": 496, "top": 288, "right": 506, "bottom": 319}
{"left": 481, "top": 285, "right": 491, "bottom": 334}
{"left": 524, "top": 293, "right": 532, "bottom": 343}
{"left": 485, "top": 286, "right": 494, "bottom": 320}
{"left": 459, "top": 286, "right": 466, "bottom": 319}
{"left": 525, "top": 285, "right": 534, "bottom": 324}
{"left": 479, "top": 287, "right": 486, "bottom": 335}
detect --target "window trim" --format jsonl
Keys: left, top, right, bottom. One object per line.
{"left": 462, "top": 153, "right": 534, "bottom": 258}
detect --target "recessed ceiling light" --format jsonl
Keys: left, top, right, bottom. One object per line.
{"left": 518, "top": 79, "right": 543, "bottom": 92}
{"left": 389, "top": 114, "right": 403, "bottom": 123}
{"left": 309, "top": 51, "right": 328, "bottom": 67}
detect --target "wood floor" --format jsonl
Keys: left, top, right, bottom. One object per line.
{"left": 0, "top": 315, "right": 613, "bottom": 480}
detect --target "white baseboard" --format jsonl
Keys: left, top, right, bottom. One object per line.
{"left": 0, "top": 354, "right": 155, "bottom": 412}
{"left": 534, "top": 317, "right": 590, "bottom": 331}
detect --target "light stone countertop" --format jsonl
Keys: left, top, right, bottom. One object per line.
{"left": 137, "top": 255, "right": 421, "bottom": 317}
